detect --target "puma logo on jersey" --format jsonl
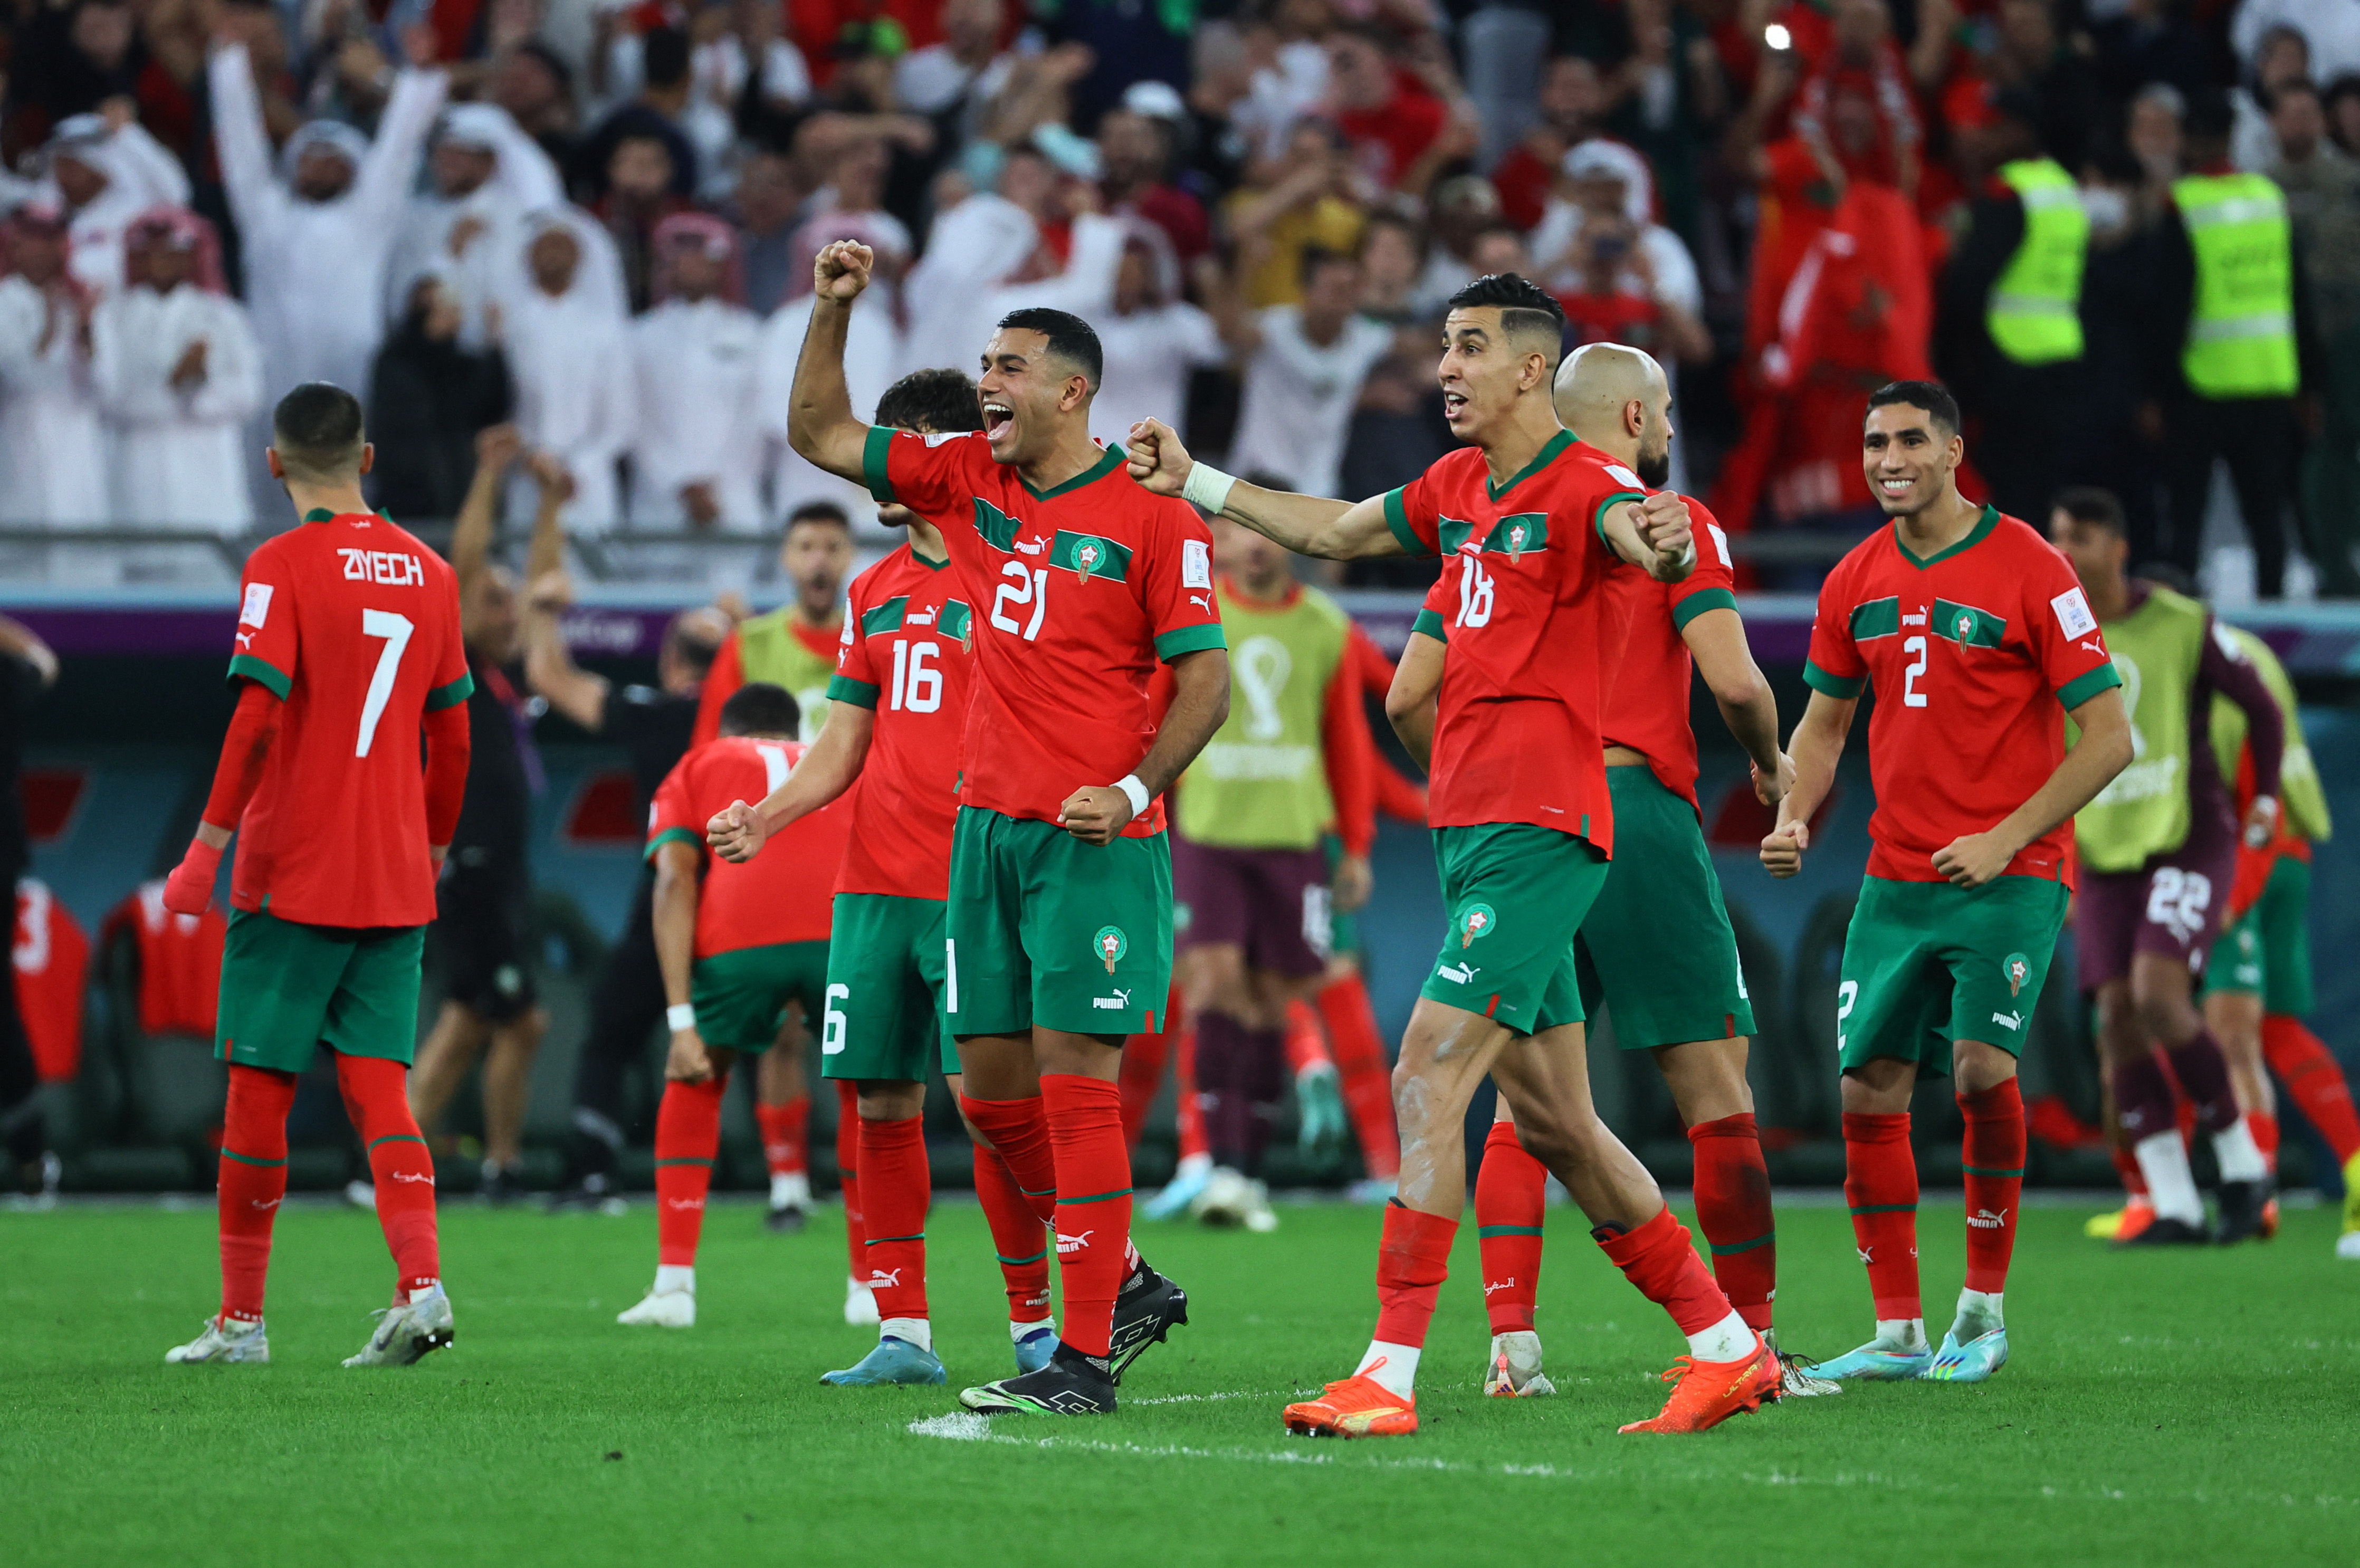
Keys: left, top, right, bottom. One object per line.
{"left": 907, "top": 607, "right": 937, "bottom": 625}
{"left": 1016, "top": 537, "right": 1046, "bottom": 554}
{"left": 2080, "top": 638, "right": 2106, "bottom": 655}
{"left": 1903, "top": 610, "right": 1927, "bottom": 627}
{"left": 339, "top": 547, "right": 426, "bottom": 586}
{"left": 235, "top": 632, "right": 255, "bottom": 647}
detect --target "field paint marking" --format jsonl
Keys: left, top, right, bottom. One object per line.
{"left": 1129, "top": 1390, "right": 1278, "bottom": 1406}
{"left": 909, "top": 1413, "right": 996, "bottom": 1441}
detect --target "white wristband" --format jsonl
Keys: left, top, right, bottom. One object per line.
{"left": 667, "top": 1003, "right": 696, "bottom": 1032}
{"left": 1113, "top": 775, "right": 1151, "bottom": 818}
{"left": 1179, "top": 461, "right": 1236, "bottom": 515}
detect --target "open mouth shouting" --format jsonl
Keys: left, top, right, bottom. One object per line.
{"left": 1440, "top": 388, "right": 1470, "bottom": 425}
{"left": 982, "top": 400, "right": 1017, "bottom": 443}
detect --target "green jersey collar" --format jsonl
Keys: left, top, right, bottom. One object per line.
{"left": 1023, "top": 445, "right": 1124, "bottom": 502}
{"left": 1892, "top": 504, "right": 1999, "bottom": 569}
{"left": 1487, "top": 429, "right": 1576, "bottom": 501}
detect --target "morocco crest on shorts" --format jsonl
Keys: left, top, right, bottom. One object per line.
{"left": 1459, "top": 902, "right": 1495, "bottom": 949}
{"left": 1094, "top": 925, "right": 1128, "bottom": 973}
{"left": 2002, "top": 951, "right": 2030, "bottom": 997}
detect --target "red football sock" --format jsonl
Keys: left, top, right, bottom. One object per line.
{"left": 1473, "top": 1121, "right": 1545, "bottom": 1334}
{"left": 960, "top": 1093, "right": 1058, "bottom": 1224}
{"left": 2262, "top": 1016, "right": 2360, "bottom": 1164}
{"left": 335, "top": 1054, "right": 439, "bottom": 1297}
{"left": 972, "top": 1140, "right": 1052, "bottom": 1322}
{"left": 1118, "top": 1009, "right": 1173, "bottom": 1152}
{"left": 1374, "top": 1202, "right": 1459, "bottom": 1347}
{"left": 2249, "top": 1110, "right": 2280, "bottom": 1173}
{"left": 1842, "top": 1111, "right": 1921, "bottom": 1321}
{"left": 1594, "top": 1205, "right": 1735, "bottom": 1339}
{"left": 1689, "top": 1112, "right": 1775, "bottom": 1333}
{"left": 834, "top": 1081, "right": 863, "bottom": 1277}
{"left": 654, "top": 1074, "right": 727, "bottom": 1268}
{"left": 1958, "top": 1080, "right": 2025, "bottom": 1295}
{"left": 755, "top": 1095, "right": 809, "bottom": 1178}
{"left": 858, "top": 1113, "right": 929, "bottom": 1323}
{"left": 1282, "top": 997, "right": 1331, "bottom": 1075}
{"left": 1173, "top": 1016, "right": 1208, "bottom": 1163}
{"left": 2110, "top": 1141, "right": 2148, "bottom": 1197}
{"left": 1040, "top": 1074, "right": 1132, "bottom": 1360}
{"left": 1318, "top": 971, "right": 1398, "bottom": 1181}
{"left": 217, "top": 1065, "right": 297, "bottom": 1322}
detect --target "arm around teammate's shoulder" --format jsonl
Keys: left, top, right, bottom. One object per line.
{"left": 786, "top": 242, "right": 878, "bottom": 486}
{"left": 1123, "top": 417, "right": 1403, "bottom": 560}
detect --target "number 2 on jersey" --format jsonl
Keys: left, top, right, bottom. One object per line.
{"left": 356, "top": 609, "right": 414, "bottom": 757}
{"left": 1902, "top": 635, "right": 1929, "bottom": 708}
{"left": 990, "top": 560, "right": 1049, "bottom": 641}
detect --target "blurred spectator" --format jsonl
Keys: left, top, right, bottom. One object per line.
{"left": 91, "top": 208, "right": 263, "bottom": 531}
{"left": 1042, "top": 0, "right": 1190, "bottom": 128}
{"left": 1791, "top": 0, "right": 1921, "bottom": 199}
{"left": 632, "top": 215, "right": 765, "bottom": 531}
{"left": 2128, "top": 82, "right": 2189, "bottom": 227}
{"left": 5, "top": 0, "right": 144, "bottom": 144}
{"left": 2150, "top": 93, "right": 2303, "bottom": 595}
{"left": 1322, "top": 25, "right": 1469, "bottom": 199}
{"left": 1225, "top": 118, "right": 1365, "bottom": 309}
{"left": 575, "top": 27, "right": 701, "bottom": 203}
{"left": 2071, "top": 149, "right": 2171, "bottom": 564}
{"left": 2329, "top": 75, "right": 2360, "bottom": 157}
{"left": 389, "top": 104, "right": 566, "bottom": 344}
{"left": 1099, "top": 104, "right": 1209, "bottom": 263}
{"left": 1178, "top": 21, "right": 1254, "bottom": 198}
{"left": 896, "top": 0, "right": 1017, "bottom": 132}
{"left": 734, "top": 148, "right": 806, "bottom": 314}
{"left": 597, "top": 132, "right": 693, "bottom": 312}
{"left": 2233, "top": 25, "right": 2315, "bottom": 174}
{"left": 759, "top": 214, "right": 903, "bottom": 527}
{"left": 492, "top": 43, "right": 582, "bottom": 172}
{"left": 1356, "top": 212, "right": 1428, "bottom": 328}
{"left": 1552, "top": 213, "right": 1710, "bottom": 368}
{"left": 209, "top": 37, "right": 445, "bottom": 432}
{"left": 368, "top": 275, "right": 515, "bottom": 522}
{"left": 2238, "top": 0, "right": 2360, "bottom": 89}
{"left": 1225, "top": 246, "right": 1392, "bottom": 500}
{"left": 36, "top": 111, "right": 193, "bottom": 305}
{"left": 1337, "top": 350, "right": 1448, "bottom": 507}
{"left": 1409, "top": 175, "right": 1502, "bottom": 315}
{"left": 1089, "top": 221, "right": 1226, "bottom": 449}
{"left": 1462, "top": 0, "right": 1554, "bottom": 172}
{"left": 1489, "top": 56, "right": 1610, "bottom": 233}
{"left": 2269, "top": 77, "right": 2360, "bottom": 595}
{"left": 785, "top": 132, "right": 915, "bottom": 294}
{"left": 2090, "top": 0, "right": 2215, "bottom": 108}
{"left": 901, "top": 174, "right": 1122, "bottom": 386}
{"left": 1976, "top": 0, "right": 2104, "bottom": 178}
{"left": 0, "top": 206, "right": 108, "bottom": 527}
{"left": 1530, "top": 140, "right": 1702, "bottom": 321}
{"left": 504, "top": 213, "right": 636, "bottom": 533}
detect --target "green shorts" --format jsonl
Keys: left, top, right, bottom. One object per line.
{"left": 216, "top": 908, "right": 425, "bottom": 1074}
{"left": 1837, "top": 874, "right": 2068, "bottom": 1076}
{"left": 691, "top": 940, "right": 830, "bottom": 1053}
{"left": 1418, "top": 822, "right": 1610, "bottom": 1035}
{"left": 1575, "top": 766, "right": 1757, "bottom": 1050}
{"left": 820, "top": 893, "right": 961, "bottom": 1082}
{"left": 945, "top": 806, "right": 1173, "bottom": 1037}
{"left": 2203, "top": 855, "right": 2314, "bottom": 1016}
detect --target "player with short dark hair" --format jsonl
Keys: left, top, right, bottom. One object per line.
{"left": 2050, "top": 491, "right": 2284, "bottom": 1246}
{"left": 161, "top": 382, "right": 472, "bottom": 1368}
{"left": 743, "top": 244, "right": 1226, "bottom": 1416}
{"left": 1764, "top": 382, "right": 2133, "bottom": 1383}
{"left": 613, "top": 681, "right": 855, "bottom": 1325}
{"left": 1132, "top": 273, "right": 1781, "bottom": 1437}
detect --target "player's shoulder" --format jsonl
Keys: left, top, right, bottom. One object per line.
{"left": 847, "top": 546, "right": 912, "bottom": 604}
{"left": 1820, "top": 523, "right": 1897, "bottom": 596}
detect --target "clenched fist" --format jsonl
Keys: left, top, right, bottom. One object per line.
{"left": 1125, "top": 417, "right": 1192, "bottom": 498}
{"left": 1636, "top": 490, "right": 1694, "bottom": 576}
{"left": 814, "top": 240, "right": 873, "bottom": 303}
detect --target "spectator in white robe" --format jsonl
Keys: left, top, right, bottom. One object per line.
{"left": 36, "top": 111, "right": 192, "bottom": 308}
{"left": 209, "top": 39, "right": 446, "bottom": 406}
{"left": 1088, "top": 219, "right": 1225, "bottom": 450}
{"left": 899, "top": 161, "right": 1126, "bottom": 379}
{"left": 91, "top": 208, "right": 264, "bottom": 531}
{"left": 503, "top": 212, "right": 635, "bottom": 532}
{"left": 1226, "top": 245, "right": 1392, "bottom": 500}
{"left": 630, "top": 214, "right": 765, "bottom": 532}
{"left": 0, "top": 205, "right": 109, "bottom": 527}
{"left": 758, "top": 212, "right": 905, "bottom": 532}
{"left": 386, "top": 103, "right": 566, "bottom": 346}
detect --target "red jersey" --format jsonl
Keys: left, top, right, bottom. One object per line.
{"left": 227, "top": 509, "right": 472, "bottom": 929}
{"left": 1602, "top": 499, "right": 1740, "bottom": 813}
{"left": 14, "top": 878, "right": 88, "bottom": 1082}
{"left": 828, "top": 543, "right": 977, "bottom": 900}
{"left": 1805, "top": 507, "right": 2123, "bottom": 883}
{"left": 863, "top": 427, "right": 1225, "bottom": 833}
{"left": 645, "top": 736, "right": 852, "bottom": 956}
{"left": 1392, "top": 431, "right": 1643, "bottom": 850}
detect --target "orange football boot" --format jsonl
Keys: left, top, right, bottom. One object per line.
{"left": 1283, "top": 1365, "right": 1418, "bottom": 1438}
{"left": 1618, "top": 1342, "right": 1781, "bottom": 1434}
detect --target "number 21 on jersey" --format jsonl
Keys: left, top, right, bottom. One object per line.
{"left": 991, "top": 561, "right": 1049, "bottom": 641}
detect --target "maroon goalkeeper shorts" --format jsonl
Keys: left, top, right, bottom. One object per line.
{"left": 1171, "top": 834, "right": 1332, "bottom": 979}
{"left": 2076, "top": 802, "right": 2238, "bottom": 991}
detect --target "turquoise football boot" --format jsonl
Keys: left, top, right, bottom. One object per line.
{"left": 820, "top": 1336, "right": 947, "bottom": 1386}
{"left": 1925, "top": 1325, "right": 2009, "bottom": 1382}
{"left": 1812, "top": 1335, "right": 1935, "bottom": 1381}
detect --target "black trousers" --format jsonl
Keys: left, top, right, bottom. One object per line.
{"left": 561, "top": 869, "right": 666, "bottom": 1181}
{"left": 0, "top": 949, "right": 42, "bottom": 1169}
{"left": 2163, "top": 394, "right": 2297, "bottom": 596}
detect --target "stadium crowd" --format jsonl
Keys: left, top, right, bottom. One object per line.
{"left": 1, "top": 0, "right": 2357, "bottom": 596}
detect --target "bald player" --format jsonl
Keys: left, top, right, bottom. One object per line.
{"left": 1131, "top": 275, "right": 1783, "bottom": 1438}
{"left": 1466, "top": 343, "right": 1836, "bottom": 1400}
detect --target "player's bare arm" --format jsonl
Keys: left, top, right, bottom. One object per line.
{"left": 1683, "top": 606, "right": 1791, "bottom": 806}
{"left": 785, "top": 240, "right": 877, "bottom": 485}
{"left": 1125, "top": 418, "right": 1404, "bottom": 560}
{"left": 0, "top": 614, "right": 59, "bottom": 688}
{"left": 706, "top": 703, "right": 875, "bottom": 862}
{"left": 1383, "top": 630, "right": 1445, "bottom": 774}
{"left": 1762, "top": 689, "right": 1858, "bottom": 877}
{"left": 650, "top": 839, "right": 714, "bottom": 1082}
{"left": 1600, "top": 492, "right": 1696, "bottom": 584}
{"left": 450, "top": 423, "right": 521, "bottom": 600}
{"left": 1931, "top": 686, "right": 2132, "bottom": 888}
{"left": 1059, "top": 646, "right": 1230, "bottom": 845}
{"left": 522, "top": 569, "right": 610, "bottom": 731}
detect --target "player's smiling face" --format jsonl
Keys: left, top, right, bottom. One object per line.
{"left": 1861, "top": 403, "right": 1962, "bottom": 518}
{"left": 1436, "top": 308, "right": 1539, "bottom": 444}
{"left": 977, "top": 328, "right": 1086, "bottom": 465}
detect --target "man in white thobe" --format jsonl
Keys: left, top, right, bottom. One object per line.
{"left": 756, "top": 213, "right": 903, "bottom": 531}
{"left": 630, "top": 215, "right": 765, "bottom": 533}
{"left": 0, "top": 206, "right": 109, "bottom": 527}
{"left": 386, "top": 102, "right": 566, "bottom": 345}
{"left": 92, "top": 210, "right": 265, "bottom": 531}
{"left": 1087, "top": 219, "right": 1226, "bottom": 450}
{"left": 1227, "top": 247, "right": 1391, "bottom": 500}
{"left": 503, "top": 211, "right": 635, "bottom": 532}
{"left": 36, "top": 113, "right": 192, "bottom": 308}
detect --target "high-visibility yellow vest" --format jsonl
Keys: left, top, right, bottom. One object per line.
{"left": 2174, "top": 171, "right": 2299, "bottom": 398}
{"left": 1986, "top": 158, "right": 2087, "bottom": 365}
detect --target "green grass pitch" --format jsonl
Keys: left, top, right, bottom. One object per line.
{"left": 5, "top": 1197, "right": 2352, "bottom": 1566}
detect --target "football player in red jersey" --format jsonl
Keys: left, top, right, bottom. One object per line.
{"left": 730, "top": 240, "right": 1227, "bottom": 1416}
{"left": 1764, "top": 381, "right": 2132, "bottom": 1384}
{"left": 161, "top": 383, "right": 472, "bottom": 1368}
{"left": 1132, "top": 276, "right": 1783, "bottom": 1437}
{"left": 1464, "top": 342, "right": 1838, "bottom": 1402}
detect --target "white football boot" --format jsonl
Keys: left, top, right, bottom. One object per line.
{"left": 617, "top": 1287, "right": 697, "bottom": 1327}
{"left": 343, "top": 1285, "right": 456, "bottom": 1366}
{"left": 844, "top": 1276, "right": 880, "bottom": 1326}
{"left": 1482, "top": 1330, "right": 1557, "bottom": 1397}
{"left": 165, "top": 1315, "right": 270, "bottom": 1365}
